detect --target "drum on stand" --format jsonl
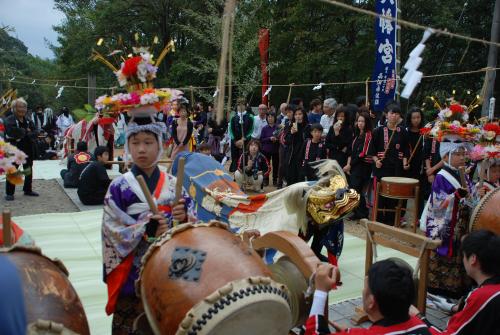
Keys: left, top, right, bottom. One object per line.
{"left": 469, "top": 187, "right": 500, "bottom": 235}
{"left": 379, "top": 177, "right": 419, "bottom": 199}
{"left": 137, "top": 221, "right": 292, "bottom": 335}
{"left": 1, "top": 246, "right": 90, "bottom": 335}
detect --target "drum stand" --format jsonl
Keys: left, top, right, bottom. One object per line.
{"left": 351, "top": 219, "right": 441, "bottom": 324}
{"left": 372, "top": 181, "right": 420, "bottom": 232}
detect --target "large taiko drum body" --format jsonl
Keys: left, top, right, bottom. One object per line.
{"left": 138, "top": 222, "right": 292, "bottom": 335}
{"left": 470, "top": 187, "right": 500, "bottom": 235}
{"left": 1, "top": 246, "right": 90, "bottom": 335}
{"left": 379, "top": 177, "right": 419, "bottom": 198}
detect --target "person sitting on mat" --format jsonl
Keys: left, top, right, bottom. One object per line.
{"left": 61, "top": 141, "right": 91, "bottom": 188}
{"left": 77, "top": 146, "right": 111, "bottom": 205}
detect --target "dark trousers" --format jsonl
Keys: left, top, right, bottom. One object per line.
{"left": 277, "top": 145, "right": 286, "bottom": 187}
{"left": 6, "top": 161, "right": 33, "bottom": 196}
{"left": 78, "top": 190, "right": 106, "bottom": 205}
{"left": 229, "top": 143, "right": 242, "bottom": 173}
{"left": 350, "top": 173, "right": 370, "bottom": 218}
{"left": 263, "top": 151, "right": 279, "bottom": 184}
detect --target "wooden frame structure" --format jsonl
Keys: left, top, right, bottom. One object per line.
{"left": 352, "top": 219, "right": 441, "bottom": 324}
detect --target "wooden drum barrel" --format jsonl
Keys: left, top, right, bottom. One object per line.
{"left": 469, "top": 187, "right": 500, "bottom": 235}
{"left": 380, "top": 177, "right": 419, "bottom": 199}
{"left": 138, "top": 221, "right": 292, "bottom": 335}
{"left": 1, "top": 246, "right": 90, "bottom": 335}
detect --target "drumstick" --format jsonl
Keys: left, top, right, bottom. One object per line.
{"left": 407, "top": 135, "right": 423, "bottom": 165}
{"left": 135, "top": 175, "right": 160, "bottom": 215}
{"left": 172, "top": 157, "right": 186, "bottom": 227}
{"left": 380, "top": 129, "right": 396, "bottom": 162}
{"left": 458, "top": 166, "right": 468, "bottom": 189}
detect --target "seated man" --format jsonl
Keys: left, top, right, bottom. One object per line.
{"left": 234, "top": 139, "right": 271, "bottom": 193}
{"left": 77, "top": 146, "right": 111, "bottom": 205}
{"left": 412, "top": 229, "right": 500, "bottom": 335}
{"left": 305, "top": 259, "right": 432, "bottom": 334}
{"left": 61, "top": 141, "right": 91, "bottom": 188}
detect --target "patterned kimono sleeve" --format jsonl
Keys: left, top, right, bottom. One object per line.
{"left": 181, "top": 186, "right": 198, "bottom": 222}
{"left": 425, "top": 174, "right": 457, "bottom": 241}
{"left": 102, "top": 177, "right": 150, "bottom": 276}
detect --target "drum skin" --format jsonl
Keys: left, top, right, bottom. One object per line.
{"left": 470, "top": 187, "right": 500, "bottom": 235}
{"left": 2, "top": 247, "right": 90, "bottom": 335}
{"left": 139, "top": 224, "right": 274, "bottom": 335}
{"left": 380, "top": 177, "right": 419, "bottom": 198}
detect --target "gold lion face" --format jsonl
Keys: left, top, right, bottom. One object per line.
{"left": 307, "top": 175, "right": 360, "bottom": 225}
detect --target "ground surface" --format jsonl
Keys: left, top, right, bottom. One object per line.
{"left": 1, "top": 179, "right": 79, "bottom": 215}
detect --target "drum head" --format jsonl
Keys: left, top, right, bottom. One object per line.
{"left": 381, "top": 177, "right": 419, "bottom": 184}
{"left": 175, "top": 278, "right": 292, "bottom": 335}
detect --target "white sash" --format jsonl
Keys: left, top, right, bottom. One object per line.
{"left": 123, "top": 172, "right": 157, "bottom": 216}
{"left": 419, "top": 169, "right": 462, "bottom": 231}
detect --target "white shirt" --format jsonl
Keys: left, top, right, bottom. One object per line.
{"left": 56, "top": 114, "right": 75, "bottom": 135}
{"left": 320, "top": 113, "right": 335, "bottom": 136}
{"left": 252, "top": 115, "right": 268, "bottom": 139}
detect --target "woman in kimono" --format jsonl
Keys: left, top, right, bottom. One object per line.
{"left": 101, "top": 116, "right": 197, "bottom": 334}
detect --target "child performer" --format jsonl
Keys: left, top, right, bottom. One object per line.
{"left": 101, "top": 117, "right": 197, "bottom": 334}
{"left": 477, "top": 161, "right": 499, "bottom": 196}
{"left": 367, "top": 103, "right": 410, "bottom": 224}
{"left": 344, "top": 111, "right": 373, "bottom": 220}
{"left": 302, "top": 123, "right": 327, "bottom": 181}
{"left": 423, "top": 105, "right": 480, "bottom": 299}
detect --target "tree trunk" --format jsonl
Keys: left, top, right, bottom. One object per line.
{"left": 481, "top": 0, "right": 500, "bottom": 117}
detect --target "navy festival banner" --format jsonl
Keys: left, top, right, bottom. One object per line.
{"left": 371, "top": 0, "right": 397, "bottom": 112}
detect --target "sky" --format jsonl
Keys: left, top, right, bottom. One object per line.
{"left": 0, "top": 0, "right": 64, "bottom": 59}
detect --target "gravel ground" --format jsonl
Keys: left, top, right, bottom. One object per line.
{"left": 1, "top": 179, "right": 79, "bottom": 217}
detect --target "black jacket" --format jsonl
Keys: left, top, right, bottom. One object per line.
{"left": 78, "top": 161, "right": 111, "bottom": 198}
{"left": 3, "top": 114, "right": 38, "bottom": 159}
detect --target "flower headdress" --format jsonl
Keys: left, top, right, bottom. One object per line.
{"left": 91, "top": 38, "right": 182, "bottom": 118}
{"left": 470, "top": 119, "right": 499, "bottom": 165}
{"left": 426, "top": 101, "right": 480, "bottom": 158}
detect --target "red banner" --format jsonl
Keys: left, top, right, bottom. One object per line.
{"left": 258, "top": 28, "right": 270, "bottom": 106}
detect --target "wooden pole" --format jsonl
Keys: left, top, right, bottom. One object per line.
{"left": 365, "top": 77, "right": 370, "bottom": 108}
{"left": 481, "top": 0, "right": 500, "bottom": 117}
{"left": 135, "top": 175, "right": 160, "bottom": 215}
{"left": 286, "top": 83, "right": 294, "bottom": 104}
{"left": 2, "top": 209, "right": 12, "bottom": 247}
{"left": 172, "top": 157, "right": 186, "bottom": 227}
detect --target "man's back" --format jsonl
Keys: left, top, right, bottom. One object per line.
{"left": 305, "top": 315, "right": 432, "bottom": 335}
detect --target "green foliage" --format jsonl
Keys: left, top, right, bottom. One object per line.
{"left": 2, "top": 0, "right": 497, "bottom": 116}
{"left": 72, "top": 103, "right": 96, "bottom": 121}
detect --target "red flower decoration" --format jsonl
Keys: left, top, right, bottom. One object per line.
{"left": 0, "top": 123, "right": 4, "bottom": 132}
{"left": 449, "top": 104, "right": 464, "bottom": 114}
{"left": 483, "top": 123, "right": 500, "bottom": 135}
{"left": 420, "top": 127, "right": 431, "bottom": 136}
{"left": 121, "top": 56, "right": 142, "bottom": 77}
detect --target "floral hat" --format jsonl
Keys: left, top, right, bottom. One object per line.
{"left": 92, "top": 41, "right": 183, "bottom": 118}
{"left": 423, "top": 103, "right": 480, "bottom": 158}
{"left": 470, "top": 121, "right": 500, "bottom": 165}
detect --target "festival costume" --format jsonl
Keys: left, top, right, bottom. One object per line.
{"left": 367, "top": 124, "right": 409, "bottom": 224}
{"left": 61, "top": 151, "right": 91, "bottom": 188}
{"left": 423, "top": 276, "right": 500, "bottom": 335}
{"left": 325, "top": 124, "right": 353, "bottom": 168}
{"left": 56, "top": 113, "right": 74, "bottom": 136}
{"left": 304, "top": 315, "right": 432, "bottom": 335}
{"left": 349, "top": 131, "right": 373, "bottom": 219}
{"left": 422, "top": 103, "right": 480, "bottom": 298}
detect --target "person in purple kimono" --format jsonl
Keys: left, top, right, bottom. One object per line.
{"left": 423, "top": 138, "right": 479, "bottom": 299}
{"left": 101, "top": 116, "right": 197, "bottom": 334}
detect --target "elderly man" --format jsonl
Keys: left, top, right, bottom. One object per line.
{"left": 4, "top": 98, "right": 39, "bottom": 200}
{"left": 251, "top": 104, "right": 268, "bottom": 139}
{"left": 320, "top": 98, "right": 337, "bottom": 137}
